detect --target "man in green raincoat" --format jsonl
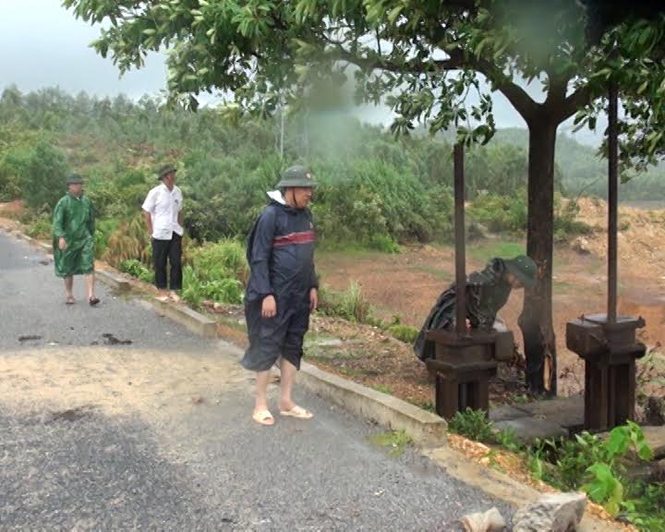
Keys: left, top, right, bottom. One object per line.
{"left": 53, "top": 173, "right": 99, "bottom": 306}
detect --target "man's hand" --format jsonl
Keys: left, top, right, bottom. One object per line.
{"left": 58, "top": 237, "right": 67, "bottom": 251}
{"left": 142, "top": 211, "right": 153, "bottom": 237}
{"left": 309, "top": 287, "right": 318, "bottom": 312}
{"left": 262, "top": 295, "right": 277, "bottom": 318}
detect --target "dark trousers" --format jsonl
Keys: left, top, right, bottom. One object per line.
{"left": 152, "top": 233, "right": 182, "bottom": 290}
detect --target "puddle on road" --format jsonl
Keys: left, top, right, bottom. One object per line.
{"left": 48, "top": 405, "right": 97, "bottom": 423}
{"left": 18, "top": 335, "right": 42, "bottom": 342}
{"left": 102, "top": 333, "right": 132, "bottom": 346}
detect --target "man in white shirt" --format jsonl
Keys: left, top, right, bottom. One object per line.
{"left": 142, "top": 164, "right": 184, "bottom": 302}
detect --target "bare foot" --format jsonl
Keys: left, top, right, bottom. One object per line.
{"left": 279, "top": 405, "right": 313, "bottom": 419}
{"left": 278, "top": 400, "right": 296, "bottom": 412}
{"left": 170, "top": 291, "right": 181, "bottom": 303}
{"left": 155, "top": 290, "right": 169, "bottom": 302}
{"left": 65, "top": 296, "right": 75, "bottom": 305}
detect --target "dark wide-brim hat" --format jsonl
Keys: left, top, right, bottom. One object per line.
{"left": 276, "top": 165, "right": 317, "bottom": 188}
{"left": 157, "top": 164, "right": 177, "bottom": 180}
{"left": 505, "top": 255, "right": 537, "bottom": 289}
{"left": 66, "top": 173, "right": 84, "bottom": 185}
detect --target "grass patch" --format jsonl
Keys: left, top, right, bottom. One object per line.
{"left": 319, "top": 281, "right": 376, "bottom": 324}
{"left": 414, "top": 264, "right": 453, "bottom": 281}
{"left": 369, "top": 430, "right": 413, "bottom": 457}
{"left": 470, "top": 240, "right": 525, "bottom": 265}
{"left": 448, "top": 408, "right": 495, "bottom": 443}
{"left": 417, "top": 401, "right": 437, "bottom": 414}
{"left": 372, "top": 384, "right": 393, "bottom": 395}
{"left": 387, "top": 323, "right": 419, "bottom": 344}
{"left": 336, "top": 366, "right": 366, "bottom": 379}
{"left": 553, "top": 280, "right": 573, "bottom": 294}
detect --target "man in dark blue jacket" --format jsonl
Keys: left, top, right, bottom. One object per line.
{"left": 242, "top": 166, "right": 319, "bottom": 426}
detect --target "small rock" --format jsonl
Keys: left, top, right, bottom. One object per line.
{"left": 191, "top": 396, "right": 204, "bottom": 404}
{"left": 571, "top": 237, "right": 591, "bottom": 255}
{"left": 513, "top": 492, "right": 586, "bottom": 532}
{"left": 459, "top": 507, "right": 506, "bottom": 531}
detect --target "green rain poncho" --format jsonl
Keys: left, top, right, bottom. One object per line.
{"left": 52, "top": 193, "right": 95, "bottom": 277}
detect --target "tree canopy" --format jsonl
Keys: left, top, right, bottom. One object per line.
{"left": 63, "top": 0, "right": 665, "bottom": 168}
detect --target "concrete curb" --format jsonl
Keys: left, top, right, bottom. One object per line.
{"left": 96, "top": 269, "right": 131, "bottom": 293}
{"left": 299, "top": 362, "right": 447, "bottom": 447}
{"left": 150, "top": 298, "right": 217, "bottom": 338}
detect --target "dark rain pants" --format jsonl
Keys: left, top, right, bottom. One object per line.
{"left": 241, "top": 293, "right": 310, "bottom": 372}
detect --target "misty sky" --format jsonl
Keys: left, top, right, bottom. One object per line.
{"left": 0, "top": 0, "right": 601, "bottom": 144}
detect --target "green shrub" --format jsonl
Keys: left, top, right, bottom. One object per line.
{"left": 4, "top": 140, "right": 69, "bottom": 211}
{"left": 318, "top": 281, "right": 375, "bottom": 324}
{"left": 186, "top": 240, "right": 249, "bottom": 285}
{"left": 447, "top": 408, "right": 495, "bottom": 443}
{"left": 623, "top": 481, "right": 665, "bottom": 531}
{"left": 94, "top": 218, "right": 120, "bottom": 258}
{"left": 182, "top": 265, "right": 204, "bottom": 308}
{"left": 387, "top": 323, "right": 419, "bottom": 344}
{"left": 180, "top": 241, "right": 248, "bottom": 308}
{"left": 553, "top": 197, "right": 593, "bottom": 241}
{"left": 119, "top": 259, "right": 154, "bottom": 284}
{"left": 85, "top": 167, "right": 152, "bottom": 219}
{"left": 25, "top": 212, "right": 52, "bottom": 239}
{"left": 529, "top": 421, "right": 653, "bottom": 517}
{"left": 468, "top": 191, "right": 527, "bottom": 234}
{"left": 0, "top": 157, "right": 20, "bottom": 201}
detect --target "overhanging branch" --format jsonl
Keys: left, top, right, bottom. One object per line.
{"left": 560, "top": 84, "right": 594, "bottom": 121}
{"left": 473, "top": 58, "right": 538, "bottom": 121}
{"left": 326, "top": 41, "right": 466, "bottom": 75}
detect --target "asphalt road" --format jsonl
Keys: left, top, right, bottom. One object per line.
{"left": 0, "top": 230, "right": 513, "bottom": 531}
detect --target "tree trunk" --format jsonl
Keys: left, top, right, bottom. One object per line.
{"left": 520, "top": 117, "right": 558, "bottom": 396}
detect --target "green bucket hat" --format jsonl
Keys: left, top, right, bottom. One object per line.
{"left": 157, "top": 164, "right": 177, "bottom": 180}
{"left": 276, "top": 165, "right": 317, "bottom": 188}
{"left": 66, "top": 173, "right": 84, "bottom": 185}
{"left": 505, "top": 255, "right": 537, "bottom": 289}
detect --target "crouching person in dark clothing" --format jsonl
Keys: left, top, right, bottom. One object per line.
{"left": 413, "top": 255, "right": 537, "bottom": 361}
{"left": 242, "top": 166, "right": 319, "bottom": 426}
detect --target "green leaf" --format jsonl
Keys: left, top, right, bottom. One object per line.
{"left": 474, "top": 37, "right": 491, "bottom": 58}
{"left": 387, "top": 5, "right": 404, "bottom": 25}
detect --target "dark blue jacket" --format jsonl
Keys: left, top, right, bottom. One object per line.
{"left": 246, "top": 198, "right": 318, "bottom": 303}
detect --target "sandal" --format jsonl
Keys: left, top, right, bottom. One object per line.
{"left": 279, "top": 405, "right": 313, "bottom": 420}
{"left": 252, "top": 409, "right": 275, "bottom": 426}
{"left": 65, "top": 296, "right": 75, "bottom": 305}
{"left": 89, "top": 297, "right": 100, "bottom": 306}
